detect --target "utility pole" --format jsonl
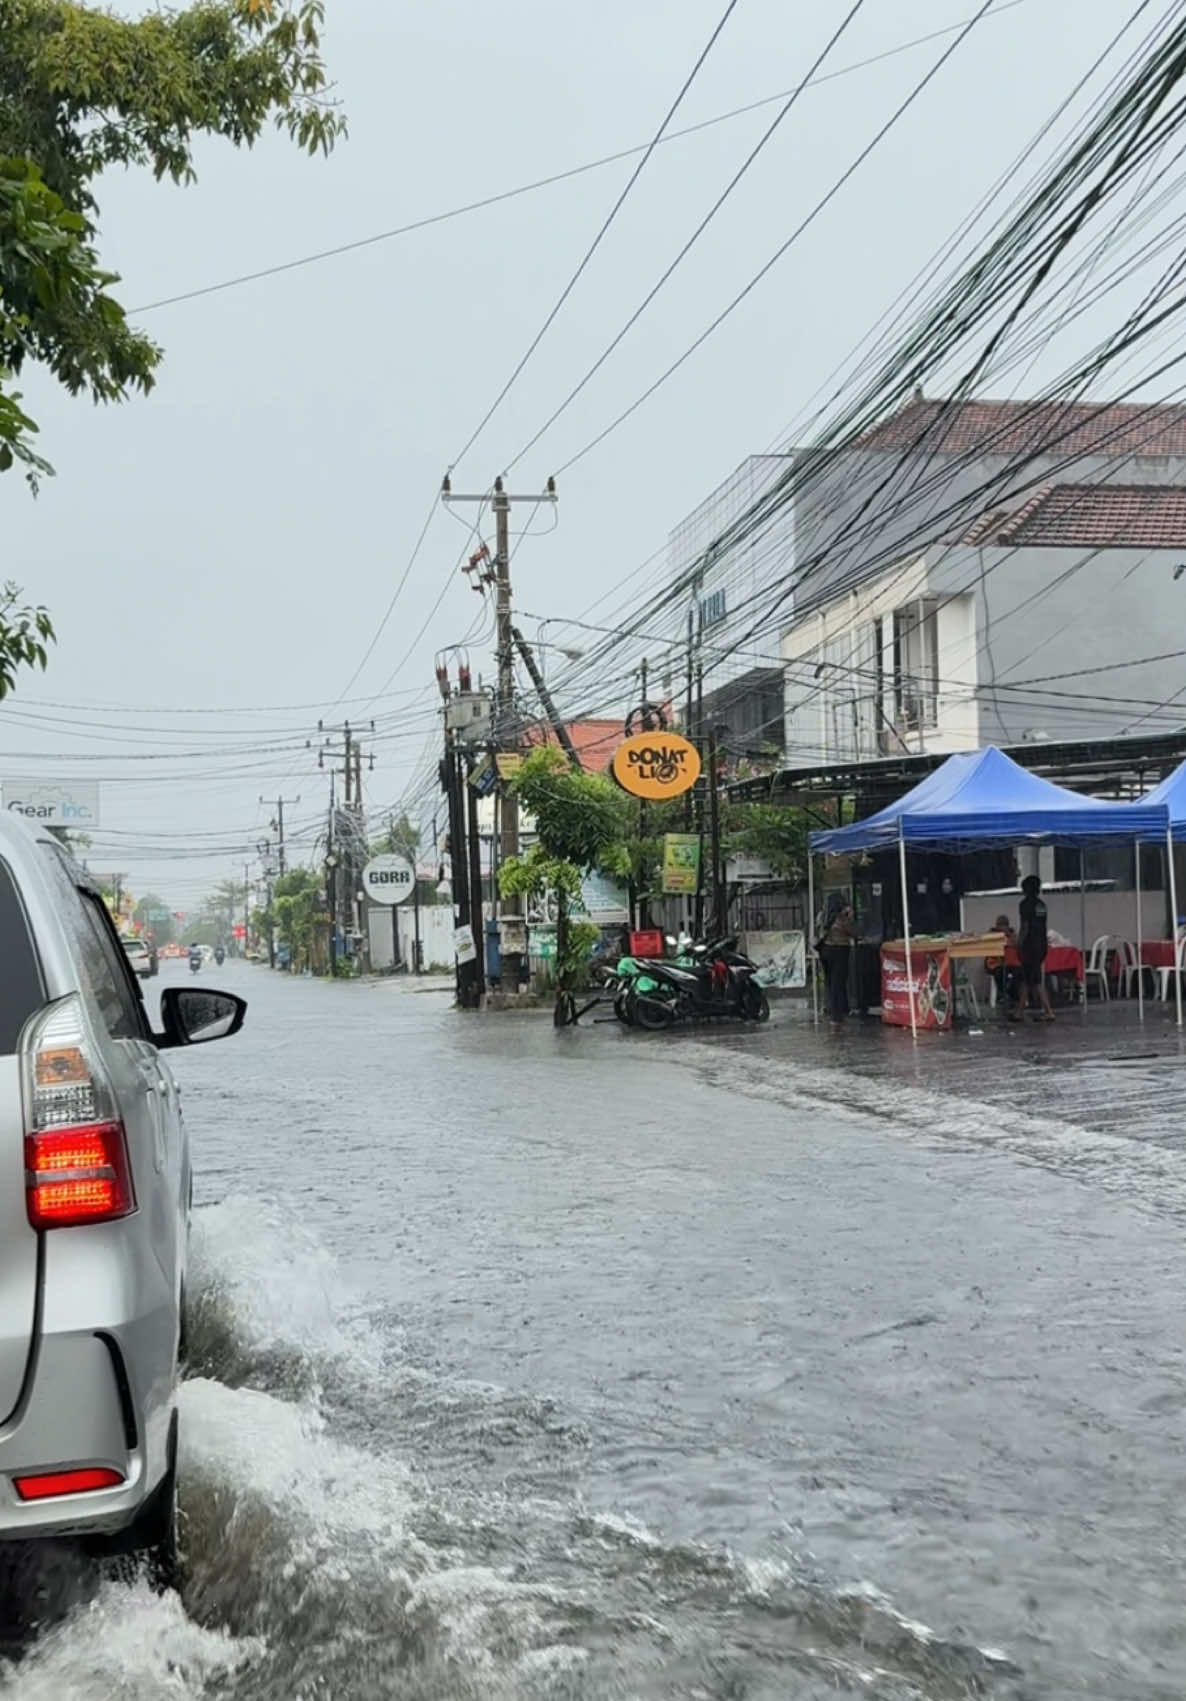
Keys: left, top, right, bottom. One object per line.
{"left": 707, "top": 729, "right": 725, "bottom": 940}
{"left": 693, "top": 663, "right": 705, "bottom": 941}
{"left": 388, "top": 813, "right": 422, "bottom": 974}
{"left": 317, "top": 721, "right": 374, "bottom": 971}
{"left": 263, "top": 795, "right": 300, "bottom": 877}
{"left": 638, "top": 657, "right": 650, "bottom": 932}
{"left": 465, "top": 757, "right": 485, "bottom": 1000}
{"left": 243, "top": 862, "right": 251, "bottom": 958}
{"left": 257, "top": 838, "right": 276, "bottom": 969}
{"left": 436, "top": 661, "right": 480, "bottom": 1007}
{"left": 510, "top": 626, "right": 581, "bottom": 769}
{"left": 441, "top": 472, "right": 557, "bottom": 989}
{"left": 326, "top": 769, "right": 338, "bottom": 976}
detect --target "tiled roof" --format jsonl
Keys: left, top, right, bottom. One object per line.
{"left": 857, "top": 397, "right": 1186, "bottom": 459}
{"left": 524, "top": 719, "right": 623, "bottom": 772}
{"left": 965, "top": 483, "right": 1186, "bottom": 549}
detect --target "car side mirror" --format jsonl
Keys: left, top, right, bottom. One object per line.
{"left": 158, "top": 986, "right": 246, "bottom": 1048}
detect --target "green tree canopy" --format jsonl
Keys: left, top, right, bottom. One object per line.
{"left": 512, "top": 746, "right": 629, "bottom": 873}
{"left": 501, "top": 749, "right": 629, "bottom": 1018}
{"left": 271, "top": 866, "right": 324, "bottom": 966}
{"left": 0, "top": 581, "right": 53, "bottom": 694}
{"left": 0, "top": 0, "right": 344, "bottom": 479}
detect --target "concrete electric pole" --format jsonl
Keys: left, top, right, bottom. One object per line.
{"left": 263, "top": 794, "right": 301, "bottom": 877}
{"left": 440, "top": 473, "right": 557, "bottom": 988}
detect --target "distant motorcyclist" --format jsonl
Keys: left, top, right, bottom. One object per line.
{"left": 214, "top": 944, "right": 225, "bottom": 966}
{"left": 188, "top": 942, "right": 202, "bottom": 974}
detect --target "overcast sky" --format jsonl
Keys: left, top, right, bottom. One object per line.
{"left": 0, "top": 0, "right": 1147, "bottom": 909}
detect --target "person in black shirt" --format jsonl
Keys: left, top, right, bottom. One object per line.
{"left": 1013, "top": 874, "right": 1054, "bottom": 1022}
{"left": 814, "top": 893, "right": 854, "bottom": 1029}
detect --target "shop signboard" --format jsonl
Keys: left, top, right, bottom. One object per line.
{"left": 611, "top": 732, "right": 700, "bottom": 801}
{"left": 578, "top": 867, "right": 629, "bottom": 923}
{"left": 661, "top": 833, "right": 701, "bottom": 894}
{"left": 454, "top": 924, "right": 477, "bottom": 965}
{"left": 880, "top": 944, "right": 952, "bottom": 1029}
{"left": 362, "top": 854, "right": 414, "bottom": 905}
{"left": 2, "top": 779, "right": 100, "bottom": 827}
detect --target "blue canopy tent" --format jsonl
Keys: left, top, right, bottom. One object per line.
{"left": 1125, "top": 760, "right": 1186, "bottom": 1009}
{"left": 807, "top": 747, "right": 1176, "bottom": 1032}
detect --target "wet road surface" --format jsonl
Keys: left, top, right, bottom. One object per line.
{"left": 4, "top": 964, "right": 1186, "bottom": 1698}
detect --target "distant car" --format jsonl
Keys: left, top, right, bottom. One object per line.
{"left": 121, "top": 938, "right": 152, "bottom": 980}
{"left": 0, "top": 813, "right": 247, "bottom": 1583}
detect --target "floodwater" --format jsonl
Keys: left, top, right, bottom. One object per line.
{"left": 3, "top": 964, "right": 1186, "bottom": 1699}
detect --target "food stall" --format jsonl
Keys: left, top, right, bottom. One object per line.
{"left": 807, "top": 746, "right": 1176, "bottom": 1035}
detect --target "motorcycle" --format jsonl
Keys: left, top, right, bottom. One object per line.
{"left": 603, "top": 953, "right": 670, "bottom": 1026}
{"left": 214, "top": 946, "right": 225, "bottom": 966}
{"left": 188, "top": 951, "right": 202, "bottom": 975}
{"left": 632, "top": 936, "right": 769, "bottom": 1028}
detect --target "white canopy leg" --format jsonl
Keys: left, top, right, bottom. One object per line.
{"left": 1168, "top": 825, "right": 1183, "bottom": 1029}
{"left": 1136, "top": 838, "right": 1144, "bottom": 1022}
{"left": 808, "top": 850, "right": 818, "bottom": 1025}
{"left": 899, "top": 826, "right": 916, "bottom": 1040}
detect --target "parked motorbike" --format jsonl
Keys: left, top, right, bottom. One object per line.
{"left": 604, "top": 953, "right": 669, "bottom": 1026}
{"left": 632, "top": 936, "right": 769, "bottom": 1028}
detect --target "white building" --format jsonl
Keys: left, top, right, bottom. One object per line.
{"left": 782, "top": 398, "right": 1186, "bottom": 767}
{"left": 667, "top": 454, "right": 795, "bottom": 757}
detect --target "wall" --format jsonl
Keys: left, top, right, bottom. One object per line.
{"left": 960, "top": 888, "right": 1168, "bottom": 948}
{"left": 668, "top": 454, "right": 796, "bottom": 691}
{"left": 398, "top": 904, "right": 456, "bottom": 971}
{"left": 781, "top": 558, "right": 980, "bottom": 765}
{"left": 367, "top": 903, "right": 456, "bottom": 972}
{"left": 929, "top": 541, "right": 1186, "bottom": 747}
{"left": 793, "top": 445, "right": 1186, "bottom": 619}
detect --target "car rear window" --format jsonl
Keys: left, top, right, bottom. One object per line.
{"left": 0, "top": 856, "right": 45, "bottom": 1053}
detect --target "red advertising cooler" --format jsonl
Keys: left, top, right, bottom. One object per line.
{"left": 629, "top": 929, "right": 665, "bottom": 958}
{"left": 880, "top": 941, "right": 952, "bottom": 1029}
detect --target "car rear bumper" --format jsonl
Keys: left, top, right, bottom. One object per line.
{"left": 0, "top": 1313, "right": 172, "bottom": 1539}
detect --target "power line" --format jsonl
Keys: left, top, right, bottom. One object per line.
{"left": 504, "top": 0, "right": 870, "bottom": 473}
{"left": 127, "top": 1, "right": 1035, "bottom": 318}
{"left": 550, "top": 0, "right": 997, "bottom": 476}
{"left": 449, "top": 0, "right": 742, "bottom": 471}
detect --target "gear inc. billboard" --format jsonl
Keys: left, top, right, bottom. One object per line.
{"left": 2, "top": 780, "right": 101, "bottom": 828}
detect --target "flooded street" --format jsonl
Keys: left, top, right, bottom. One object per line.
{"left": 6, "top": 963, "right": 1186, "bottom": 1699}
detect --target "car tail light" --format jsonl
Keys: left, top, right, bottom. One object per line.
{"left": 14, "top": 1467, "right": 124, "bottom": 1501}
{"left": 23, "top": 997, "right": 136, "bottom": 1230}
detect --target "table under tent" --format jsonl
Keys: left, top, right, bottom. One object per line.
{"left": 807, "top": 746, "right": 1177, "bottom": 1035}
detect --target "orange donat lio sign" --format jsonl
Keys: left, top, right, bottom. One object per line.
{"left": 611, "top": 731, "right": 701, "bottom": 800}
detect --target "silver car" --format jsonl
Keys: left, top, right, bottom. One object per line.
{"left": 0, "top": 816, "right": 245, "bottom": 1583}
{"left": 121, "top": 937, "right": 152, "bottom": 980}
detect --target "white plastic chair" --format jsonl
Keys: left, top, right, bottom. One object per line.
{"left": 1158, "top": 934, "right": 1186, "bottom": 1001}
{"left": 1084, "top": 936, "right": 1113, "bottom": 1001}
{"left": 1118, "top": 939, "right": 1150, "bottom": 999}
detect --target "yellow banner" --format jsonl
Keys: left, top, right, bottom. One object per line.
{"left": 662, "top": 833, "right": 701, "bottom": 894}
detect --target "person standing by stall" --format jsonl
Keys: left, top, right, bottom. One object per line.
{"left": 815, "top": 893, "right": 855, "bottom": 1029}
{"left": 1013, "top": 875, "right": 1055, "bottom": 1022}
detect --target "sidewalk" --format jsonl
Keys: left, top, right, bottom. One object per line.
{"left": 750, "top": 997, "right": 1186, "bottom": 1147}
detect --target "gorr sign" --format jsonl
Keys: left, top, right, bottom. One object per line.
{"left": 362, "top": 853, "right": 415, "bottom": 905}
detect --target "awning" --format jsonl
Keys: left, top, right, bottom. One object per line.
{"left": 809, "top": 746, "right": 1170, "bottom": 856}
{"left": 1133, "top": 758, "right": 1186, "bottom": 839}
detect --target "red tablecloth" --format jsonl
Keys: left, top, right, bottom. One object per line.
{"left": 1140, "top": 940, "right": 1177, "bottom": 968}
{"left": 1003, "top": 943, "right": 1083, "bottom": 981}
